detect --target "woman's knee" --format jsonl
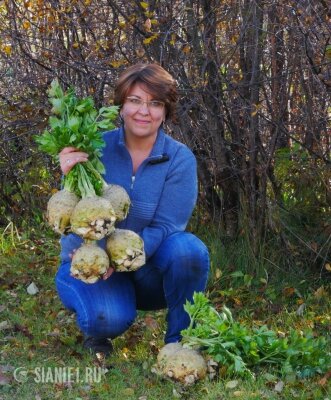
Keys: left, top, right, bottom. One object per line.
{"left": 153, "top": 232, "right": 210, "bottom": 277}
{"left": 55, "top": 263, "right": 137, "bottom": 339}
{"left": 78, "top": 307, "right": 136, "bottom": 339}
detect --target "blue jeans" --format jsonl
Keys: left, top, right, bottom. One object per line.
{"left": 55, "top": 232, "right": 209, "bottom": 343}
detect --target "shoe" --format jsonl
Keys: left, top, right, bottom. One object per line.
{"left": 83, "top": 336, "right": 113, "bottom": 356}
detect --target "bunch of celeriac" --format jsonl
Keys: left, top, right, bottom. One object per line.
{"left": 35, "top": 80, "right": 145, "bottom": 283}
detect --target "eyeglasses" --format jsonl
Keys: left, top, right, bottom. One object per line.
{"left": 125, "top": 96, "right": 165, "bottom": 111}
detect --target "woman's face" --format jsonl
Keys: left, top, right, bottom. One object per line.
{"left": 121, "top": 83, "right": 165, "bottom": 142}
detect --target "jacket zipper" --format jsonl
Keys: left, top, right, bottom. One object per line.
{"left": 131, "top": 175, "right": 135, "bottom": 189}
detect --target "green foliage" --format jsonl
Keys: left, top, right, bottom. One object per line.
{"left": 35, "top": 79, "right": 119, "bottom": 197}
{"left": 182, "top": 292, "right": 330, "bottom": 379}
{"left": 274, "top": 145, "right": 330, "bottom": 217}
{"left": 272, "top": 144, "right": 330, "bottom": 272}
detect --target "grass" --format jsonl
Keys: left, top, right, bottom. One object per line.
{"left": 0, "top": 222, "right": 330, "bottom": 400}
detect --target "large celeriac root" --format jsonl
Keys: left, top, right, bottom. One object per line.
{"left": 70, "top": 241, "right": 110, "bottom": 283}
{"left": 46, "top": 189, "right": 79, "bottom": 234}
{"left": 106, "top": 229, "right": 145, "bottom": 272}
{"left": 155, "top": 343, "right": 207, "bottom": 385}
{"left": 70, "top": 196, "right": 116, "bottom": 240}
{"left": 102, "top": 184, "right": 131, "bottom": 221}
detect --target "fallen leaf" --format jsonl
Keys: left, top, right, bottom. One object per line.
{"left": 232, "top": 297, "right": 242, "bottom": 306}
{"left": 144, "top": 18, "right": 152, "bottom": 31}
{"left": 263, "top": 372, "right": 277, "bottom": 382}
{"left": 0, "top": 365, "right": 15, "bottom": 373}
{"left": 314, "top": 286, "right": 327, "bottom": 300}
{"left": 325, "top": 263, "right": 331, "bottom": 272}
{"left": 122, "top": 387, "right": 134, "bottom": 396}
{"left": 27, "top": 282, "right": 39, "bottom": 295}
{"left": 318, "top": 370, "right": 331, "bottom": 386}
{"left": 296, "top": 303, "right": 306, "bottom": 316}
{"left": 226, "top": 380, "right": 239, "bottom": 389}
{"left": 0, "top": 372, "right": 11, "bottom": 385}
{"left": 0, "top": 320, "right": 11, "bottom": 331}
{"left": 14, "top": 323, "right": 33, "bottom": 339}
{"left": 144, "top": 315, "right": 159, "bottom": 331}
{"left": 47, "top": 328, "right": 61, "bottom": 337}
{"left": 215, "top": 269, "right": 222, "bottom": 279}
{"left": 274, "top": 381, "right": 284, "bottom": 392}
{"left": 310, "top": 242, "right": 318, "bottom": 252}
{"left": 172, "top": 388, "right": 181, "bottom": 398}
{"left": 284, "top": 373, "right": 296, "bottom": 383}
{"left": 283, "top": 287, "right": 295, "bottom": 297}
{"left": 233, "top": 391, "right": 245, "bottom": 397}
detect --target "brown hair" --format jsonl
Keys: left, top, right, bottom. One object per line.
{"left": 114, "top": 63, "right": 178, "bottom": 121}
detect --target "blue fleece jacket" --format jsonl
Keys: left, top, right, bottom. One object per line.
{"left": 60, "top": 126, "right": 197, "bottom": 262}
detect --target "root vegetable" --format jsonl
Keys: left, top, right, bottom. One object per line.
{"left": 156, "top": 343, "right": 207, "bottom": 385}
{"left": 70, "top": 241, "right": 110, "bottom": 283}
{"left": 70, "top": 196, "right": 116, "bottom": 240}
{"left": 102, "top": 184, "right": 131, "bottom": 221}
{"left": 46, "top": 189, "right": 79, "bottom": 234}
{"left": 106, "top": 229, "right": 145, "bottom": 272}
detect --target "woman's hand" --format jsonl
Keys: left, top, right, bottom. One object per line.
{"left": 59, "top": 147, "right": 89, "bottom": 175}
{"left": 102, "top": 267, "right": 115, "bottom": 280}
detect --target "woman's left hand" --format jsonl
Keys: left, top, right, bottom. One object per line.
{"left": 102, "top": 267, "right": 115, "bottom": 280}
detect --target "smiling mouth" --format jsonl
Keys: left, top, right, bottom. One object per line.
{"left": 134, "top": 119, "right": 150, "bottom": 124}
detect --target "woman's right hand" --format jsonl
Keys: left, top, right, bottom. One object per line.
{"left": 59, "top": 147, "right": 89, "bottom": 175}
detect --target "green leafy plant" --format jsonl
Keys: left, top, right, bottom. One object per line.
{"left": 181, "top": 292, "right": 330, "bottom": 378}
{"left": 35, "top": 79, "right": 119, "bottom": 196}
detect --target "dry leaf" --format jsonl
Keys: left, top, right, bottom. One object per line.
{"left": 122, "top": 388, "right": 135, "bottom": 396}
{"left": 296, "top": 303, "right": 306, "bottom": 316}
{"left": 283, "top": 287, "right": 295, "bottom": 297}
{"left": 215, "top": 269, "right": 222, "bottom": 279}
{"left": 0, "top": 372, "right": 12, "bottom": 386}
{"left": 144, "top": 18, "right": 152, "bottom": 31}
{"left": 263, "top": 372, "right": 277, "bottom": 382}
{"left": 0, "top": 320, "right": 11, "bottom": 331}
{"left": 274, "top": 381, "right": 284, "bottom": 392}
{"left": 314, "top": 286, "right": 327, "bottom": 300}
{"left": 14, "top": 323, "right": 33, "bottom": 339}
{"left": 318, "top": 370, "right": 331, "bottom": 386}
{"left": 144, "top": 315, "right": 159, "bottom": 331}
{"left": 140, "top": 1, "right": 148, "bottom": 9}
{"left": 27, "top": 282, "right": 39, "bottom": 295}
{"left": 226, "top": 380, "right": 239, "bottom": 389}
{"left": 233, "top": 391, "right": 245, "bottom": 397}
{"left": 172, "top": 388, "right": 181, "bottom": 398}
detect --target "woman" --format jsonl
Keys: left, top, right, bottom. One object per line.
{"left": 56, "top": 63, "right": 210, "bottom": 355}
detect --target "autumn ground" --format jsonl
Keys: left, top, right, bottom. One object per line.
{"left": 0, "top": 222, "right": 330, "bottom": 400}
